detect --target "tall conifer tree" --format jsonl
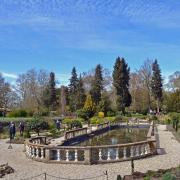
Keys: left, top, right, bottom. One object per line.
{"left": 151, "top": 59, "right": 163, "bottom": 113}
{"left": 91, "top": 64, "right": 103, "bottom": 106}
{"left": 69, "top": 67, "right": 78, "bottom": 111}
{"left": 49, "top": 72, "right": 57, "bottom": 110}
{"left": 113, "top": 57, "right": 131, "bottom": 114}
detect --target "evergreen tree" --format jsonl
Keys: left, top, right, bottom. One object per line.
{"left": 60, "top": 85, "right": 66, "bottom": 115}
{"left": 151, "top": 60, "right": 163, "bottom": 113}
{"left": 91, "top": 64, "right": 103, "bottom": 106}
{"left": 97, "top": 92, "right": 111, "bottom": 115}
{"left": 49, "top": 72, "right": 57, "bottom": 110}
{"left": 69, "top": 67, "right": 79, "bottom": 111}
{"left": 113, "top": 57, "right": 132, "bottom": 114}
{"left": 83, "top": 94, "right": 95, "bottom": 122}
{"left": 77, "top": 74, "right": 86, "bottom": 109}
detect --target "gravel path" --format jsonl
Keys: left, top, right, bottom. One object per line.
{"left": 1, "top": 125, "right": 180, "bottom": 180}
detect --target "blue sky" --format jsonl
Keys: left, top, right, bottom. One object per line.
{"left": 0, "top": 0, "right": 180, "bottom": 85}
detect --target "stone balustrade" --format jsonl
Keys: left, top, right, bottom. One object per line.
{"left": 25, "top": 138, "right": 156, "bottom": 165}
{"left": 64, "top": 128, "right": 88, "bottom": 140}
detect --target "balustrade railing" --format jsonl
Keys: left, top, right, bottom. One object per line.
{"left": 65, "top": 128, "right": 88, "bottom": 140}
{"left": 25, "top": 121, "right": 156, "bottom": 165}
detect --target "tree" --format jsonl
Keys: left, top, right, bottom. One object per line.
{"left": 163, "top": 90, "right": 180, "bottom": 112}
{"left": 49, "top": 72, "right": 57, "bottom": 110}
{"left": 27, "top": 113, "right": 49, "bottom": 136}
{"left": 90, "top": 64, "right": 103, "bottom": 106}
{"left": 0, "top": 74, "right": 11, "bottom": 114}
{"left": 77, "top": 74, "right": 86, "bottom": 109}
{"left": 60, "top": 85, "right": 66, "bottom": 115}
{"left": 16, "top": 69, "right": 49, "bottom": 111}
{"left": 97, "top": 91, "right": 111, "bottom": 115}
{"left": 166, "top": 71, "right": 180, "bottom": 91}
{"left": 68, "top": 67, "right": 79, "bottom": 112}
{"left": 139, "top": 59, "right": 152, "bottom": 111}
{"left": 151, "top": 60, "right": 163, "bottom": 113}
{"left": 83, "top": 94, "right": 95, "bottom": 123}
{"left": 113, "top": 57, "right": 131, "bottom": 114}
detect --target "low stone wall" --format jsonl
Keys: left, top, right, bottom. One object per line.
{"left": 25, "top": 121, "right": 157, "bottom": 165}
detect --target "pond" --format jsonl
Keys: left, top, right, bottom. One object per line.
{"left": 78, "top": 127, "right": 148, "bottom": 146}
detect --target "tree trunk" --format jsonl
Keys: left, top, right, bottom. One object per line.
{"left": 157, "top": 99, "right": 160, "bottom": 114}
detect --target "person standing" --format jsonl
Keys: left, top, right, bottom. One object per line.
{"left": 12, "top": 122, "right": 16, "bottom": 139}
{"left": 19, "top": 121, "right": 25, "bottom": 136}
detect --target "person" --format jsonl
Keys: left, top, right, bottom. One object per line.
{"left": 19, "top": 121, "right": 25, "bottom": 136}
{"left": 9, "top": 122, "right": 13, "bottom": 140}
{"left": 12, "top": 122, "right": 16, "bottom": 139}
{"left": 56, "top": 119, "right": 61, "bottom": 131}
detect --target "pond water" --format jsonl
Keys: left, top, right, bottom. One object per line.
{"left": 78, "top": 127, "right": 148, "bottom": 146}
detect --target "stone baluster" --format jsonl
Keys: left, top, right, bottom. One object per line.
{"left": 32, "top": 147, "right": 35, "bottom": 157}
{"left": 123, "top": 147, "right": 127, "bottom": 159}
{"left": 41, "top": 148, "right": 44, "bottom": 159}
{"left": 28, "top": 146, "right": 31, "bottom": 157}
{"left": 107, "top": 149, "right": 111, "bottom": 160}
{"left": 75, "top": 149, "right": 78, "bottom": 162}
{"left": 130, "top": 146, "right": 134, "bottom": 158}
{"left": 36, "top": 147, "right": 39, "bottom": 158}
{"left": 25, "top": 145, "right": 28, "bottom": 155}
{"left": 141, "top": 144, "right": 145, "bottom": 155}
{"left": 145, "top": 144, "right": 148, "bottom": 154}
{"left": 66, "top": 150, "right": 69, "bottom": 161}
{"left": 57, "top": 149, "right": 61, "bottom": 161}
{"left": 147, "top": 143, "right": 150, "bottom": 154}
{"left": 135, "top": 146, "right": 139, "bottom": 157}
{"left": 115, "top": 148, "right": 119, "bottom": 160}
{"left": 99, "top": 149, "right": 102, "bottom": 161}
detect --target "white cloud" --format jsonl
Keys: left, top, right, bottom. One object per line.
{"left": 56, "top": 73, "right": 70, "bottom": 86}
{"left": 1, "top": 72, "right": 18, "bottom": 79}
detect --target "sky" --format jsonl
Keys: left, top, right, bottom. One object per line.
{"left": 0, "top": 0, "right": 180, "bottom": 85}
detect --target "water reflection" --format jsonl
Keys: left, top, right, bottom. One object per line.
{"left": 78, "top": 128, "right": 148, "bottom": 146}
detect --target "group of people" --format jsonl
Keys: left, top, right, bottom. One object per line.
{"left": 8, "top": 119, "right": 61, "bottom": 140}
{"left": 9, "top": 121, "right": 25, "bottom": 140}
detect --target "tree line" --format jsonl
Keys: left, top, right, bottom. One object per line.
{"left": 0, "top": 57, "right": 179, "bottom": 117}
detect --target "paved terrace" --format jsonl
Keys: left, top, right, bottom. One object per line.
{"left": 0, "top": 125, "right": 180, "bottom": 180}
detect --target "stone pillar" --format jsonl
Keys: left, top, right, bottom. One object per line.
{"left": 84, "top": 148, "right": 92, "bottom": 165}
{"left": 45, "top": 149, "right": 50, "bottom": 162}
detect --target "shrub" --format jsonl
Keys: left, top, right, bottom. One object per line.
{"left": 76, "top": 109, "right": 87, "bottom": 120}
{"left": 90, "top": 117, "right": 104, "bottom": 125}
{"left": 98, "top": 112, "right": 104, "bottom": 118}
{"left": 7, "top": 109, "right": 28, "bottom": 118}
{"left": 71, "top": 119, "right": 83, "bottom": 128}
{"left": 27, "top": 114, "right": 49, "bottom": 136}
{"left": 63, "top": 118, "right": 83, "bottom": 129}
{"left": 24, "top": 130, "right": 31, "bottom": 138}
{"left": 162, "top": 172, "right": 176, "bottom": 180}
{"left": 49, "top": 128, "right": 58, "bottom": 138}
{"left": 107, "top": 111, "right": 115, "bottom": 117}
{"left": 114, "top": 115, "right": 122, "bottom": 122}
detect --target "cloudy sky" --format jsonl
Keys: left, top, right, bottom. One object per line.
{"left": 0, "top": 0, "right": 180, "bottom": 85}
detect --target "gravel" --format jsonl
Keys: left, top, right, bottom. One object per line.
{"left": 0, "top": 125, "right": 180, "bottom": 180}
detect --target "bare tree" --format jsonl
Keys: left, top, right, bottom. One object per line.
{"left": 139, "top": 59, "right": 153, "bottom": 111}
{"left": 16, "top": 69, "right": 49, "bottom": 111}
